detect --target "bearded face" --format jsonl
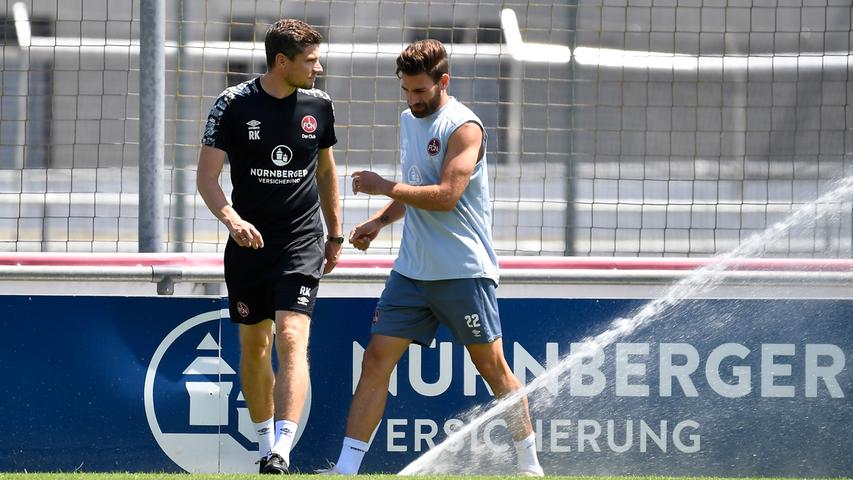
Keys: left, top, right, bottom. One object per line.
{"left": 401, "top": 72, "right": 448, "bottom": 118}
{"left": 409, "top": 83, "right": 443, "bottom": 118}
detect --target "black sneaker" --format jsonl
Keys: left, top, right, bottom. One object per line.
{"left": 257, "top": 456, "right": 269, "bottom": 474}
{"left": 260, "top": 453, "right": 289, "bottom": 474}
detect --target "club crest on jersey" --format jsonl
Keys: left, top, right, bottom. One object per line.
{"left": 247, "top": 120, "right": 261, "bottom": 140}
{"left": 271, "top": 145, "right": 293, "bottom": 166}
{"left": 427, "top": 137, "right": 441, "bottom": 156}
{"left": 301, "top": 115, "right": 317, "bottom": 133}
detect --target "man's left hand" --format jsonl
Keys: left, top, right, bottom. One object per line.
{"left": 322, "top": 240, "right": 342, "bottom": 274}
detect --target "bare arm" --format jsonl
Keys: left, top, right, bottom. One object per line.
{"left": 316, "top": 147, "right": 342, "bottom": 273}
{"left": 196, "top": 145, "right": 263, "bottom": 248}
{"left": 352, "top": 121, "right": 483, "bottom": 212}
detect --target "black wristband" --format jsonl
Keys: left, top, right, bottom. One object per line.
{"left": 326, "top": 234, "right": 345, "bottom": 244}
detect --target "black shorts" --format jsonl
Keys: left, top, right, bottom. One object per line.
{"left": 224, "top": 234, "right": 324, "bottom": 324}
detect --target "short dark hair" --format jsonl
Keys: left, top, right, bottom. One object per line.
{"left": 264, "top": 19, "right": 322, "bottom": 69}
{"left": 395, "top": 39, "right": 449, "bottom": 83}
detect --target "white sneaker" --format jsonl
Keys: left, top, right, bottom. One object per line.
{"left": 518, "top": 465, "right": 545, "bottom": 477}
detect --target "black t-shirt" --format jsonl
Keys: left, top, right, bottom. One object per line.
{"left": 202, "top": 77, "right": 337, "bottom": 243}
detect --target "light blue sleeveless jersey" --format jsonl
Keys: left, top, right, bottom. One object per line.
{"left": 393, "top": 97, "right": 499, "bottom": 283}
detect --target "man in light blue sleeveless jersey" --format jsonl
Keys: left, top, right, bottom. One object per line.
{"left": 327, "top": 39, "right": 543, "bottom": 476}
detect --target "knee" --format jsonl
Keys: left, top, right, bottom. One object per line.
{"left": 241, "top": 336, "right": 272, "bottom": 361}
{"left": 276, "top": 321, "right": 309, "bottom": 350}
{"left": 475, "top": 359, "right": 502, "bottom": 383}
{"left": 361, "top": 345, "right": 397, "bottom": 380}
{"left": 474, "top": 357, "right": 518, "bottom": 392}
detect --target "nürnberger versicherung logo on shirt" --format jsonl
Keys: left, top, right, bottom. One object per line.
{"left": 271, "top": 145, "right": 293, "bottom": 166}
{"left": 248, "top": 144, "right": 307, "bottom": 185}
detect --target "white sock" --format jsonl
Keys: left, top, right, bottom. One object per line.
{"left": 254, "top": 417, "right": 275, "bottom": 460}
{"left": 514, "top": 433, "right": 543, "bottom": 475}
{"left": 271, "top": 419, "right": 298, "bottom": 466}
{"left": 334, "top": 437, "right": 370, "bottom": 474}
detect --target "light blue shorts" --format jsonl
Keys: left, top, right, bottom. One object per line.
{"left": 372, "top": 270, "right": 502, "bottom": 346}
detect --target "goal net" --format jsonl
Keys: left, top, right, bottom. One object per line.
{"left": 0, "top": 0, "right": 850, "bottom": 256}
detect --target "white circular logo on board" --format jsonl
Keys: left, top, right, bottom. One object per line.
{"left": 144, "top": 310, "right": 311, "bottom": 473}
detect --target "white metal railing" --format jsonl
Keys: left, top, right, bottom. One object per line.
{"left": 1, "top": 254, "right": 851, "bottom": 295}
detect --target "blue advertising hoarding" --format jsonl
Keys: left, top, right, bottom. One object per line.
{"left": 0, "top": 294, "right": 850, "bottom": 475}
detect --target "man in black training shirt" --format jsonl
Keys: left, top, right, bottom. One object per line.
{"left": 196, "top": 19, "right": 342, "bottom": 474}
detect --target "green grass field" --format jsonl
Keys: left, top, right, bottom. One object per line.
{"left": 0, "top": 475, "right": 826, "bottom": 480}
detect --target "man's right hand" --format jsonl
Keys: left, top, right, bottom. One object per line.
{"left": 228, "top": 220, "right": 264, "bottom": 249}
{"left": 349, "top": 219, "right": 381, "bottom": 251}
